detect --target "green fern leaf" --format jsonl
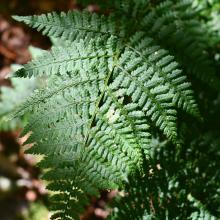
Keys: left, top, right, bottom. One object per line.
{"left": 10, "top": 1, "right": 218, "bottom": 219}
{"left": 140, "top": 0, "right": 220, "bottom": 90}
{"left": 12, "top": 11, "right": 125, "bottom": 42}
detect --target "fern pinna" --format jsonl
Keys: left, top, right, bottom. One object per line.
{"left": 11, "top": 0, "right": 220, "bottom": 219}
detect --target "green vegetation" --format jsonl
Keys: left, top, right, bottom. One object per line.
{"left": 9, "top": 0, "right": 220, "bottom": 219}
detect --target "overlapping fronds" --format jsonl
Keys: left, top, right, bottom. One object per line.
{"left": 140, "top": 0, "right": 220, "bottom": 90}
{"left": 10, "top": 0, "right": 220, "bottom": 219}
{"left": 109, "top": 132, "right": 220, "bottom": 219}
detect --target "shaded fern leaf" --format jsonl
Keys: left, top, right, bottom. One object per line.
{"left": 188, "top": 194, "right": 218, "bottom": 220}
{"left": 109, "top": 132, "right": 220, "bottom": 220}
{"left": 42, "top": 148, "right": 120, "bottom": 220}
{"left": 74, "top": 0, "right": 150, "bottom": 19}
{"left": 140, "top": 0, "right": 220, "bottom": 90}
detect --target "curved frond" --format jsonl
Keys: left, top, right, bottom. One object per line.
{"left": 10, "top": 1, "right": 220, "bottom": 219}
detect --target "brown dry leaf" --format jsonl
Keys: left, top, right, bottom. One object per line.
{"left": 1, "top": 26, "right": 31, "bottom": 63}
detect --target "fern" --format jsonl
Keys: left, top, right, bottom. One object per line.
{"left": 140, "top": 0, "right": 220, "bottom": 90}
{"left": 10, "top": 0, "right": 220, "bottom": 219}
{"left": 109, "top": 132, "right": 220, "bottom": 219}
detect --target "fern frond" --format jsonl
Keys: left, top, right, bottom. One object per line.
{"left": 14, "top": 38, "right": 116, "bottom": 78}
{"left": 10, "top": 0, "right": 220, "bottom": 219}
{"left": 127, "top": 31, "right": 199, "bottom": 117}
{"left": 40, "top": 148, "right": 119, "bottom": 220}
{"left": 109, "top": 131, "right": 220, "bottom": 219}
{"left": 12, "top": 11, "right": 125, "bottom": 42}
{"left": 114, "top": 51, "right": 177, "bottom": 140}
{"left": 140, "top": 0, "right": 220, "bottom": 90}
{"left": 12, "top": 38, "right": 194, "bottom": 217}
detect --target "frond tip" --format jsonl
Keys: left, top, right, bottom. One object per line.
{"left": 12, "top": 11, "right": 125, "bottom": 42}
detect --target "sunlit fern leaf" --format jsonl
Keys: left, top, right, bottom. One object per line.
{"left": 12, "top": 11, "right": 126, "bottom": 43}
{"left": 9, "top": 1, "right": 215, "bottom": 219}
{"left": 126, "top": 31, "right": 199, "bottom": 117}
{"left": 14, "top": 38, "right": 117, "bottom": 78}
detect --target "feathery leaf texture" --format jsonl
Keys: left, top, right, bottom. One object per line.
{"left": 109, "top": 133, "right": 220, "bottom": 219}
{"left": 11, "top": 0, "right": 220, "bottom": 219}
